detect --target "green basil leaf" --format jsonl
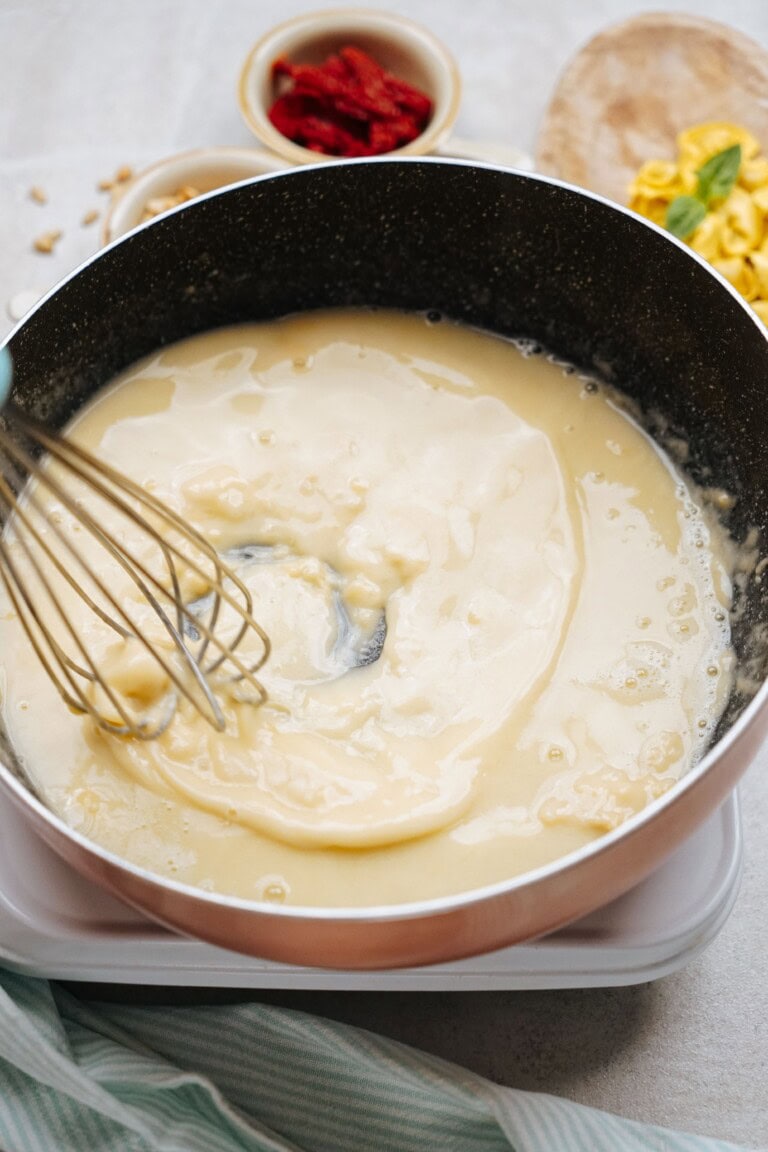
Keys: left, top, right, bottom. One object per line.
{"left": 696, "top": 143, "right": 742, "bottom": 203}
{"left": 666, "top": 195, "right": 707, "bottom": 239}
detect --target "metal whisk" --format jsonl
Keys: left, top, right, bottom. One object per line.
{"left": 0, "top": 350, "right": 270, "bottom": 740}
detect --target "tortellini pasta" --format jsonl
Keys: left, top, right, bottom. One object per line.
{"left": 629, "top": 122, "right": 768, "bottom": 326}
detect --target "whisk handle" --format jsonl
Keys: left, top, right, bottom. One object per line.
{"left": 0, "top": 347, "right": 11, "bottom": 408}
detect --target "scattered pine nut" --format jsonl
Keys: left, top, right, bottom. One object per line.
{"left": 98, "top": 165, "right": 134, "bottom": 193}
{"left": 140, "top": 184, "right": 201, "bottom": 222}
{"left": 29, "top": 185, "right": 48, "bottom": 205}
{"left": 33, "top": 229, "right": 62, "bottom": 254}
{"left": 81, "top": 208, "right": 100, "bottom": 227}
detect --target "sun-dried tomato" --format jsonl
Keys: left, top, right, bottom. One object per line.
{"left": 268, "top": 46, "right": 433, "bottom": 157}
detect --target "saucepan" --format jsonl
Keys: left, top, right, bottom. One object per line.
{"left": 2, "top": 159, "right": 768, "bottom": 969}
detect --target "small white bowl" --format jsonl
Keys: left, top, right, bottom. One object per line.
{"left": 238, "top": 8, "right": 461, "bottom": 165}
{"left": 102, "top": 146, "right": 288, "bottom": 245}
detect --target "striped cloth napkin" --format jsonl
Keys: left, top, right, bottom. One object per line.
{"left": 0, "top": 967, "right": 751, "bottom": 1152}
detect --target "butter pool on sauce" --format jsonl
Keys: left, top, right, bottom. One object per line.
{"left": 0, "top": 311, "right": 734, "bottom": 907}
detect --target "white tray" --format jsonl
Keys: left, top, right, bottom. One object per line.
{"left": 0, "top": 788, "right": 742, "bottom": 989}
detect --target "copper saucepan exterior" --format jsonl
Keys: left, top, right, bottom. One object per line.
{"left": 2, "top": 159, "right": 767, "bottom": 969}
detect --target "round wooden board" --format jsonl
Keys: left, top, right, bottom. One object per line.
{"left": 536, "top": 12, "right": 768, "bottom": 205}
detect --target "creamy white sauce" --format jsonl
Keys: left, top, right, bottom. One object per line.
{"left": 0, "top": 311, "right": 735, "bottom": 906}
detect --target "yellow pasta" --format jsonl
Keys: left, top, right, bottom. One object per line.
{"left": 712, "top": 255, "right": 759, "bottom": 301}
{"left": 677, "top": 122, "right": 760, "bottom": 164}
{"left": 752, "top": 186, "right": 768, "bottom": 216}
{"left": 629, "top": 159, "right": 692, "bottom": 200}
{"left": 750, "top": 250, "right": 768, "bottom": 297}
{"left": 742, "top": 158, "right": 768, "bottom": 191}
{"left": 628, "top": 121, "right": 768, "bottom": 326}
{"left": 721, "top": 187, "right": 762, "bottom": 256}
{"left": 689, "top": 213, "right": 725, "bottom": 262}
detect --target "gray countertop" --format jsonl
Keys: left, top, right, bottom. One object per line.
{"left": 2, "top": 0, "right": 767, "bottom": 1146}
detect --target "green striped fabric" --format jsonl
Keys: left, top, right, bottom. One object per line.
{"left": 0, "top": 968, "right": 752, "bottom": 1152}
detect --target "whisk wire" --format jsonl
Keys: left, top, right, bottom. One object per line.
{"left": 0, "top": 494, "right": 141, "bottom": 733}
{"left": 0, "top": 463, "right": 132, "bottom": 644}
{"left": 18, "top": 410, "right": 271, "bottom": 680}
{"left": 0, "top": 450, "right": 220, "bottom": 737}
{"left": 0, "top": 402, "right": 271, "bottom": 739}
